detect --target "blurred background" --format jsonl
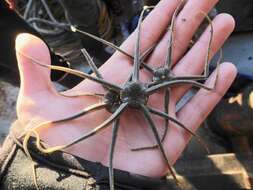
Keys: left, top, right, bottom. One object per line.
{"left": 1, "top": 0, "right": 253, "bottom": 189}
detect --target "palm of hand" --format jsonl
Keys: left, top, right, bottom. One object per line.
{"left": 15, "top": 0, "right": 236, "bottom": 178}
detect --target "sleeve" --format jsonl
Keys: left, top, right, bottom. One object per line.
{"left": 0, "top": 121, "right": 173, "bottom": 190}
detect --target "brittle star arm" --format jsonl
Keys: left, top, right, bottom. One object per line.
{"left": 60, "top": 48, "right": 107, "bottom": 98}
{"left": 80, "top": 48, "right": 110, "bottom": 93}
{"left": 17, "top": 51, "right": 122, "bottom": 92}
{"left": 60, "top": 92, "right": 105, "bottom": 99}
{"left": 140, "top": 104, "right": 178, "bottom": 183}
{"left": 146, "top": 106, "right": 210, "bottom": 154}
{"left": 23, "top": 103, "right": 127, "bottom": 157}
{"left": 22, "top": 102, "right": 108, "bottom": 157}
{"left": 132, "top": 7, "right": 151, "bottom": 82}
{"left": 71, "top": 26, "right": 154, "bottom": 74}
{"left": 141, "top": 44, "right": 156, "bottom": 62}
{"left": 81, "top": 48, "right": 104, "bottom": 79}
{"left": 169, "top": 12, "right": 215, "bottom": 81}
{"left": 165, "top": 0, "right": 183, "bottom": 70}
{"left": 123, "top": 45, "right": 156, "bottom": 85}
{"left": 135, "top": 1, "right": 184, "bottom": 152}
{"left": 170, "top": 48, "right": 222, "bottom": 82}
{"left": 109, "top": 118, "right": 120, "bottom": 190}
{"left": 147, "top": 48, "right": 221, "bottom": 91}
{"left": 163, "top": 89, "right": 170, "bottom": 142}
{"left": 81, "top": 44, "right": 155, "bottom": 88}
{"left": 22, "top": 101, "right": 108, "bottom": 190}
{"left": 139, "top": 49, "right": 220, "bottom": 148}
{"left": 147, "top": 79, "right": 212, "bottom": 94}
{"left": 132, "top": 88, "right": 171, "bottom": 151}
{"left": 56, "top": 102, "right": 128, "bottom": 151}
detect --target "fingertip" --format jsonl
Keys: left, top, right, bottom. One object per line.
{"left": 15, "top": 33, "right": 35, "bottom": 52}
{"left": 15, "top": 33, "right": 53, "bottom": 95}
{"left": 219, "top": 62, "right": 238, "bottom": 80}
{"left": 15, "top": 33, "right": 51, "bottom": 64}
{"left": 221, "top": 61, "right": 237, "bottom": 71}
{"left": 216, "top": 13, "right": 235, "bottom": 32}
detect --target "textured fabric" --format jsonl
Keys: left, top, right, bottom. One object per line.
{"left": 0, "top": 121, "right": 173, "bottom": 190}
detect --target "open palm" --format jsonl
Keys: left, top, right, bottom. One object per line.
{"left": 15, "top": 0, "right": 236, "bottom": 179}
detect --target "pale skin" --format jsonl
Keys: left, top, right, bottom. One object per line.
{"left": 15, "top": 0, "right": 237, "bottom": 179}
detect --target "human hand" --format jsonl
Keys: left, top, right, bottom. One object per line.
{"left": 15, "top": 0, "right": 237, "bottom": 178}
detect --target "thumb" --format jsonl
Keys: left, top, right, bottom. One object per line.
{"left": 15, "top": 33, "right": 53, "bottom": 95}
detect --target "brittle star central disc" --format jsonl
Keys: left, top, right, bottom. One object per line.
{"left": 120, "top": 82, "right": 148, "bottom": 108}
{"left": 153, "top": 67, "right": 174, "bottom": 82}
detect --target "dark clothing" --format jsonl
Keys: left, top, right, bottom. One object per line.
{"left": 0, "top": 1, "right": 70, "bottom": 86}
{"left": 0, "top": 121, "right": 170, "bottom": 190}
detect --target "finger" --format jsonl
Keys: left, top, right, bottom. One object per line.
{"left": 178, "top": 62, "right": 237, "bottom": 130}
{"left": 15, "top": 33, "right": 53, "bottom": 95}
{"left": 172, "top": 13, "right": 235, "bottom": 102}
{"left": 115, "top": 0, "right": 181, "bottom": 58}
{"left": 164, "top": 62, "right": 237, "bottom": 163}
{"left": 147, "top": 0, "right": 219, "bottom": 67}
